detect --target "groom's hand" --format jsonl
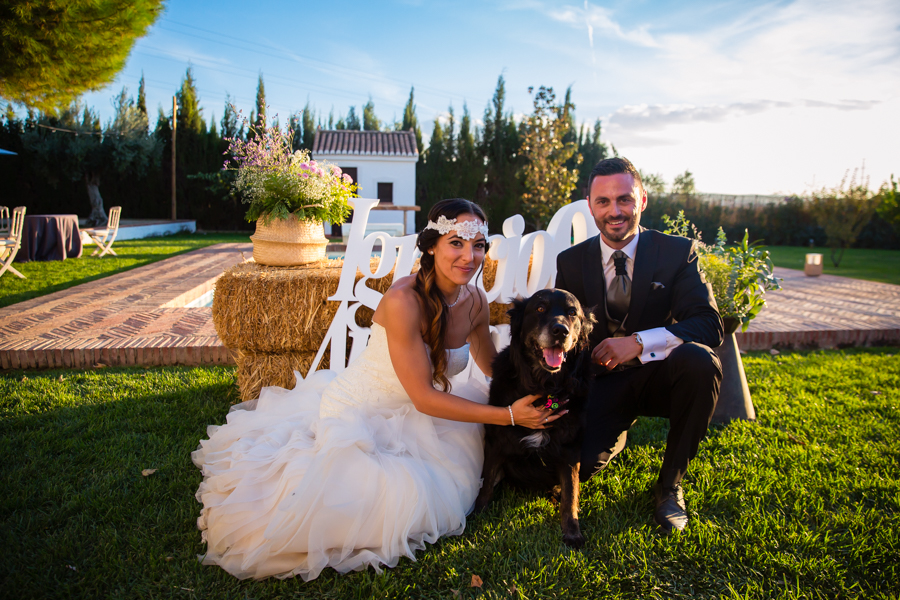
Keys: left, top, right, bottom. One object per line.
{"left": 592, "top": 337, "right": 642, "bottom": 370}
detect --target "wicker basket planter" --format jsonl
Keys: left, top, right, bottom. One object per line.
{"left": 250, "top": 217, "right": 329, "bottom": 266}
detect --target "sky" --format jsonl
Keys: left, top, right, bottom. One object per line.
{"left": 80, "top": 0, "right": 899, "bottom": 196}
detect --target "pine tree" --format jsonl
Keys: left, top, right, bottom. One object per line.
{"left": 0, "top": 0, "right": 164, "bottom": 111}
{"left": 362, "top": 97, "right": 381, "bottom": 131}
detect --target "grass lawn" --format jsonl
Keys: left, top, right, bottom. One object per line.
{"left": 766, "top": 246, "right": 900, "bottom": 286}
{"left": 0, "top": 232, "right": 251, "bottom": 309}
{"left": 1, "top": 348, "right": 899, "bottom": 599}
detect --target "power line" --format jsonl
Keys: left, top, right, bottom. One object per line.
{"left": 155, "top": 18, "right": 489, "bottom": 107}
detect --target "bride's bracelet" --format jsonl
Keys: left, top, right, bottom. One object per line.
{"left": 508, "top": 405, "right": 515, "bottom": 426}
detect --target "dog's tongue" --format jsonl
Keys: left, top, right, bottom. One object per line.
{"left": 542, "top": 347, "right": 565, "bottom": 368}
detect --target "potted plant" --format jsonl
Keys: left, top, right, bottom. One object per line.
{"left": 663, "top": 212, "right": 782, "bottom": 422}
{"left": 225, "top": 121, "right": 356, "bottom": 266}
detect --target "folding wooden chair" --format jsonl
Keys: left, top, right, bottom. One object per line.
{"left": 83, "top": 206, "right": 121, "bottom": 257}
{"left": 0, "top": 206, "right": 26, "bottom": 279}
{"left": 0, "top": 206, "right": 9, "bottom": 238}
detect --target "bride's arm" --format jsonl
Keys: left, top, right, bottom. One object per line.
{"left": 376, "top": 286, "right": 559, "bottom": 429}
{"left": 467, "top": 286, "right": 496, "bottom": 377}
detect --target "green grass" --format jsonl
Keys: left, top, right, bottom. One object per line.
{"left": 0, "top": 232, "right": 251, "bottom": 309}
{"left": 767, "top": 246, "right": 900, "bottom": 285}
{"left": 1, "top": 349, "right": 898, "bottom": 598}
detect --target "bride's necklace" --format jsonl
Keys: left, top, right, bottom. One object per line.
{"left": 446, "top": 286, "right": 463, "bottom": 308}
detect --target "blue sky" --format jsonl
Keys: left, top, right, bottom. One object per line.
{"left": 82, "top": 0, "right": 899, "bottom": 196}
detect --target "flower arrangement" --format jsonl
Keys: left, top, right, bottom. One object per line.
{"left": 662, "top": 211, "right": 781, "bottom": 332}
{"left": 224, "top": 122, "right": 356, "bottom": 225}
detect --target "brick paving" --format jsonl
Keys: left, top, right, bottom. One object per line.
{"left": 0, "top": 243, "right": 252, "bottom": 370}
{"left": 0, "top": 254, "right": 898, "bottom": 371}
{"left": 736, "top": 267, "right": 900, "bottom": 350}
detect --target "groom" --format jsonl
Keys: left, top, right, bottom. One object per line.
{"left": 555, "top": 157, "right": 724, "bottom": 534}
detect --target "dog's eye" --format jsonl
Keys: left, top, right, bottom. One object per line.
{"left": 568, "top": 308, "right": 577, "bottom": 316}
{"left": 536, "top": 305, "right": 545, "bottom": 313}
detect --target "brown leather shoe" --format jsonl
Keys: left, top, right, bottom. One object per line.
{"left": 653, "top": 482, "right": 688, "bottom": 534}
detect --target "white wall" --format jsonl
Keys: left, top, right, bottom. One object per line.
{"left": 318, "top": 154, "right": 418, "bottom": 236}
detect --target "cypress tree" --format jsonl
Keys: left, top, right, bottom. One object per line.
{"left": 401, "top": 87, "right": 423, "bottom": 154}
{"left": 301, "top": 102, "right": 316, "bottom": 150}
{"left": 362, "top": 97, "right": 381, "bottom": 131}
{"left": 137, "top": 72, "right": 147, "bottom": 117}
{"left": 479, "top": 74, "right": 522, "bottom": 228}
{"left": 255, "top": 74, "right": 266, "bottom": 128}
{"left": 220, "top": 95, "right": 240, "bottom": 140}
{"left": 345, "top": 106, "right": 360, "bottom": 130}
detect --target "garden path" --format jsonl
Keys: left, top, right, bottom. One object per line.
{"left": 0, "top": 248, "right": 898, "bottom": 370}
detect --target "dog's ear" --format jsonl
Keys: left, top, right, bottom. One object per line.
{"left": 578, "top": 305, "right": 599, "bottom": 350}
{"left": 506, "top": 296, "right": 529, "bottom": 340}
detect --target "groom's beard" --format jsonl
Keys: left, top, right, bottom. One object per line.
{"left": 600, "top": 213, "right": 640, "bottom": 243}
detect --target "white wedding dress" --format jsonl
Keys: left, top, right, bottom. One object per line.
{"left": 192, "top": 322, "right": 490, "bottom": 580}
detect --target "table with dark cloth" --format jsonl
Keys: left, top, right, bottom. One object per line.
{"left": 15, "top": 214, "right": 83, "bottom": 262}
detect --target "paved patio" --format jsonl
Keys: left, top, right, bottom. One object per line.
{"left": 0, "top": 247, "right": 898, "bottom": 370}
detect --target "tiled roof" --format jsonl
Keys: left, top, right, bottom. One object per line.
{"left": 312, "top": 130, "right": 419, "bottom": 157}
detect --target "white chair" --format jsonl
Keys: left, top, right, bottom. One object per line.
{"left": 0, "top": 206, "right": 26, "bottom": 279}
{"left": 82, "top": 206, "right": 121, "bottom": 257}
{"left": 0, "top": 206, "right": 9, "bottom": 237}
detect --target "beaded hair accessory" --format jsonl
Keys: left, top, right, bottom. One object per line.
{"left": 424, "top": 215, "right": 489, "bottom": 240}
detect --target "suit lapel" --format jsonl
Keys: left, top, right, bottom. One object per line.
{"left": 582, "top": 235, "right": 607, "bottom": 332}
{"left": 626, "top": 228, "right": 657, "bottom": 330}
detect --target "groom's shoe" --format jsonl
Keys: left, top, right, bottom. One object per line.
{"left": 653, "top": 483, "right": 688, "bottom": 535}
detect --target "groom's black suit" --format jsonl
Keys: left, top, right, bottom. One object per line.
{"left": 555, "top": 227, "right": 724, "bottom": 487}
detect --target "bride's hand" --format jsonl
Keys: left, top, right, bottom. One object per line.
{"left": 510, "top": 394, "right": 569, "bottom": 429}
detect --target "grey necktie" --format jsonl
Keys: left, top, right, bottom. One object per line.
{"left": 607, "top": 250, "right": 630, "bottom": 322}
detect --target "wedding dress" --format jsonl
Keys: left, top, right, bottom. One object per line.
{"left": 192, "top": 322, "right": 490, "bottom": 580}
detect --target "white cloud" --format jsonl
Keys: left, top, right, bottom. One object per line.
{"left": 547, "top": 1, "right": 659, "bottom": 48}
{"left": 606, "top": 98, "right": 881, "bottom": 146}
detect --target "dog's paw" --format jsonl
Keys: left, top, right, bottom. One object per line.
{"left": 473, "top": 495, "right": 491, "bottom": 514}
{"left": 562, "top": 530, "right": 586, "bottom": 549}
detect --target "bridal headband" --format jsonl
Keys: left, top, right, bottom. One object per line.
{"left": 424, "top": 215, "right": 489, "bottom": 240}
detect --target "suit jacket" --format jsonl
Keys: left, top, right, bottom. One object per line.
{"left": 555, "top": 228, "right": 724, "bottom": 351}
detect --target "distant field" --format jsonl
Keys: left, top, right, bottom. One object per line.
{"left": 766, "top": 246, "right": 900, "bottom": 285}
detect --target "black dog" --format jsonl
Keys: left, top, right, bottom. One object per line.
{"left": 474, "top": 289, "right": 595, "bottom": 548}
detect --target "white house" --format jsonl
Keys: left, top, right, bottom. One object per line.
{"left": 312, "top": 130, "right": 419, "bottom": 238}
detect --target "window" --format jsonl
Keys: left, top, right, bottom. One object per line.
{"left": 377, "top": 182, "right": 394, "bottom": 205}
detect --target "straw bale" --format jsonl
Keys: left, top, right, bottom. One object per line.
{"left": 213, "top": 258, "right": 395, "bottom": 354}
{"left": 233, "top": 348, "right": 330, "bottom": 403}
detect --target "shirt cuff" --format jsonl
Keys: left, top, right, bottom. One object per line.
{"left": 637, "top": 327, "right": 683, "bottom": 363}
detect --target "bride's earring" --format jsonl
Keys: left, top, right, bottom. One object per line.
{"left": 428, "top": 250, "right": 434, "bottom": 255}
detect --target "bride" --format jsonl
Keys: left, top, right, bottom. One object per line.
{"left": 193, "top": 198, "right": 565, "bottom": 580}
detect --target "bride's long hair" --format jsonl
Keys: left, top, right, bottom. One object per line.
{"left": 414, "top": 198, "right": 489, "bottom": 392}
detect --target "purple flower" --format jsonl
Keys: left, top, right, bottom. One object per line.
{"left": 301, "top": 172, "right": 309, "bottom": 179}
{"left": 342, "top": 173, "right": 353, "bottom": 183}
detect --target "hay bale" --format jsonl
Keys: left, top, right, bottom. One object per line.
{"left": 213, "top": 258, "right": 394, "bottom": 354}
{"left": 233, "top": 348, "right": 331, "bottom": 403}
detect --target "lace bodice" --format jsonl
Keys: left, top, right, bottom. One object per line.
{"left": 319, "top": 322, "right": 470, "bottom": 418}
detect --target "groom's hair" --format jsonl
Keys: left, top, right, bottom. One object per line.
{"left": 588, "top": 157, "right": 644, "bottom": 195}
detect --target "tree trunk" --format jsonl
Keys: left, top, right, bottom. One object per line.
{"left": 84, "top": 172, "right": 107, "bottom": 226}
{"left": 830, "top": 245, "right": 845, "bottom": 267}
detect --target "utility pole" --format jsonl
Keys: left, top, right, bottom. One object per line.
{"left": 171, "top": 96, "right": 178, "bottom": 221}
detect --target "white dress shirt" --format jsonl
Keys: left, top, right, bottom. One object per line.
{"left": 599, "top": 232, "right": 683, "bottom": 363}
